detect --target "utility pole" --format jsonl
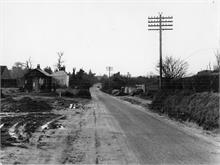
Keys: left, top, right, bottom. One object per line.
{"left": 106, "top": 66, "right": 113, "bottom": 89}
{"left": 148, "top": 13, "right": 173, "bottom": 89}
{"left": 127, "top": 72, "right": 131, "bottom": 85}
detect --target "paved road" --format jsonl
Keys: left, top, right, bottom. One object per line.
{"left": 92, "top": 88, "right": 219, "bottom": 164}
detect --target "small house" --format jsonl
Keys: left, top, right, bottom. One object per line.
{"left": 51, "top": 70, "right": 69, "bottom": 87}
{"left": 24, "top": 65, "right": 52, "bottom": 92}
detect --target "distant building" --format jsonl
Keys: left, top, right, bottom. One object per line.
{"left": 136, "top": 84, "right": 146, "bottom": 93}
{"left": 24, "top": 65, "right": 52, "bottom": 92}
{"left": 51, "top": 71, "right": 69, "bottom": 87}
{"left": 0, "top": 66, "right": 11, "bottom": 79}
{"left": 1, "top": 65, "right": 17, "bottom": 88}
{"left": 124, "top": 86, "right": 136, "bottom": 95}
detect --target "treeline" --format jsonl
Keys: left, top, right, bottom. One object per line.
{"left": 69, "top": 68, "right": 97, "bottom": 89}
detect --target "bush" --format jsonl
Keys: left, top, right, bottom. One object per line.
{"left": 76, "top": 89, "right": 91, "bottom": 99}
{"left": 61, "top": 90, "right": 75, "bottom": 97}
{"left": 56, "top": 88, "right": 91, "bottom": 99}
{"left": 151, "top": 90, "right": 219, "bottom": 130}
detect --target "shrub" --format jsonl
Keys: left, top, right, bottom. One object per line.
{"left": 76, "top": 89, "right": 91, "bottom": 99}
{"left": 61, "top": 90, "right": 75, "bottom": 97}
{"left": 151, "top": 90, "right": 219, "bottom": 130}
{"left": 56, "top": 88, "right": 91, "bottom": 99}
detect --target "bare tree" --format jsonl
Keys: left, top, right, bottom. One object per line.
{"left": 213, "top": 50, "right": 220, "bottom": 71}
{"left": 55, "top": 51, "right": 65, "bottom": 71}
{"left": 156, "top": 56, "right": 188, "bottom": 79}
{"left": 25, "top": 57, "right": 33, "bottom": 69}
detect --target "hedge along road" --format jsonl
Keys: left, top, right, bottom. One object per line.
{"left": 91, "top": 87, "right": 220, "bottom": 164}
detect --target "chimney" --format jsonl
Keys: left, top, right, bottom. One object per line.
{"left": 37, "top": 64, "right": 40, "bottom": 69}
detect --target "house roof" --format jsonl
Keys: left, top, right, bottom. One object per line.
{"left": 36, "top": 68, "right": 52, "bottom": 77}
{"left": 25, "top": 68, "right": 52, "bottom": 78}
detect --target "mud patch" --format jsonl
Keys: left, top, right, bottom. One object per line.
{"left": 1, "top": 97, "right": 52, "bottom": 113}
{"left": 0, "top": 113, "right": 61, "bottom": 148}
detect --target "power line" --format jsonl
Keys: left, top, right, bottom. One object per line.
{"left": 148, "top": 13, "right": 173, "bottom": 89}
{"left": 183, "top": 48, "right": 217, "bottom": 61}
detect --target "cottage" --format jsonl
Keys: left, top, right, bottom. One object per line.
{"left": 51, "top": 70, "right": 69, "bottom": 87}
{"left": 24, "top": 65, "right": 52, "bottom": 92}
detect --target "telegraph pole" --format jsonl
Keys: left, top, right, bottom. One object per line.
{"left": 106, "top": 66, "right": 113, "bottom": 89}
{"left": 148, "top": 13, "right": 173, "bottom": 89}
{"left": 127, "top": 72, "right": 131, "bottom": 85}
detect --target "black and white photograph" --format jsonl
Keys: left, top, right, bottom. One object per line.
{"left": 0, "top": 0, "right": 219, "bottom": 164}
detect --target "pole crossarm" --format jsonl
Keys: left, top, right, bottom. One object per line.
{"left": 148, "top": 24, "right": 173, "bottom": 27}
{"left": 148, "top": 16, "right": 173, "bottom": 19}
{"left": 148, "top": 28, "right": 173, "bottom": 31}
{"left": 162, "top": 28, "right": 173, "bottom": 30}
{"left": 148, "top": 20, "right": 173, "bottom": 23}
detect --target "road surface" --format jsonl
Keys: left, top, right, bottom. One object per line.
{"left": 92, "top": 87, "right": 220, "bottom": 164}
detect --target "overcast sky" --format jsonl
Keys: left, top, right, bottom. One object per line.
{"left": 0, "top": 0, "right": 219, "bottom": 76}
